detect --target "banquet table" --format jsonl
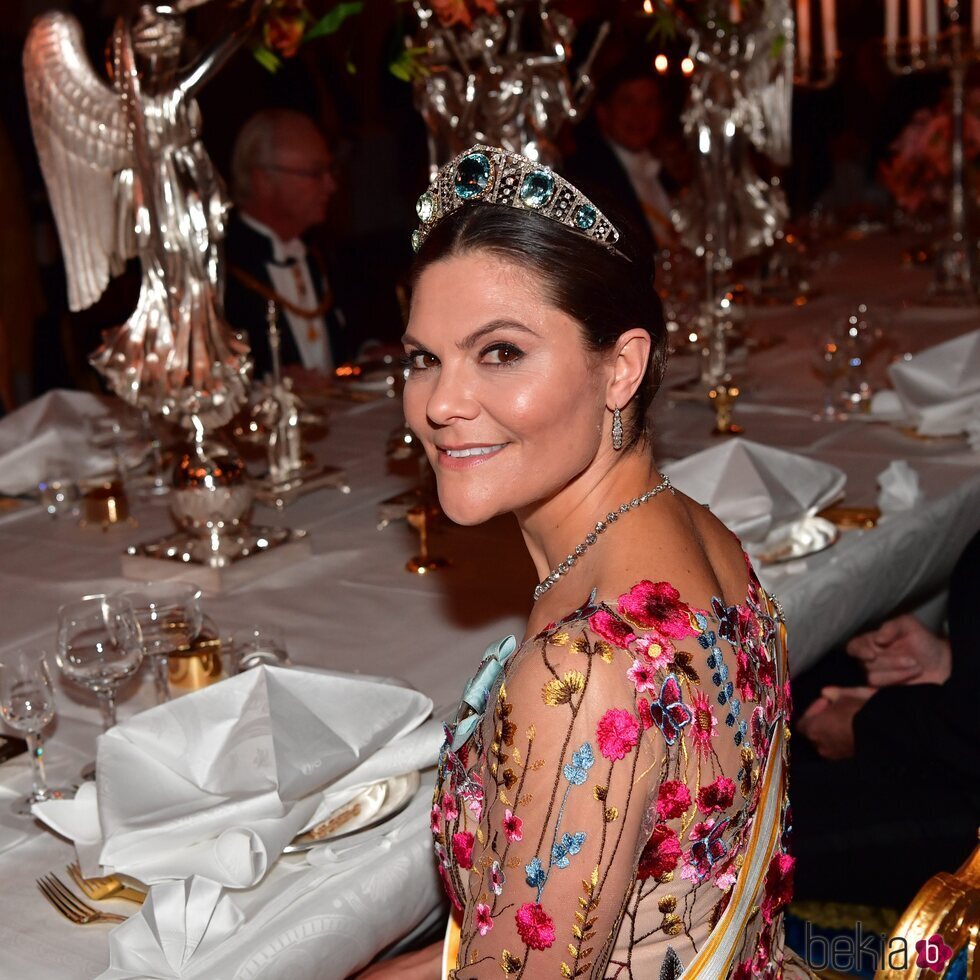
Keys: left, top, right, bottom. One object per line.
{"left": 0, "top": 233, "right": 978, "bottom": 979}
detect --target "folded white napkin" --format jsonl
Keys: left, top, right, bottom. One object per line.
{"left": 34, "top": 666, "right": 432, "bottom": 889}
{"left": 888, "top": 330, "right": 980, "bottom": 436}
{"left": 0, "top": 390, "right": 124, "bottom": 494}
{"left": 97, "top": 877, "right": 243, "bottom": 980}
{"left": 877, "top": 460, "right": 922, "bottom": 514}
{"left": 663, "top": 439, "right": 846, "bottom": 543}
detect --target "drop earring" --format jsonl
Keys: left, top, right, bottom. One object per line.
{"left": 611, "top": 407, "right": 623, "bottom": 451}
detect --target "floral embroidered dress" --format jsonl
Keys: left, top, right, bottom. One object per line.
{"left": 432, "top": 564, "right": 814, "bottom": 979}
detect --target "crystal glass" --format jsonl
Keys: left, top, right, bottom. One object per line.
{"left": 0, "top": 649, "right": 74, "bottom": 815}
{"left": 56, "top": 596, "right": 144, "bottom": 731}
{"left": 122, "top": 583, "right": 202, "bottom": 703}
{"left": 812, "top": 328, "right": 849, "bottom": 422}
{"left": 230, "top": 624, "right": 291, "bottom": 673}
{"left": 38, "top": 459, "right": 80, "bottom": 519}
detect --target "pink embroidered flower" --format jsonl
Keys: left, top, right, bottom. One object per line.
{"left": 732, "top": 960, "right": 754, "bottom": 980}
{"left": 617, "top": 581, "right": 695, "bottom": 639}
{"left": 588, "top": 609, "right": 636, "bottom": 649}
{"left": 636, "top": 698, "right": 654, "bottom": 730}
{"left": 489, "top": 860, "right": 505, "bottom": 895}
{"left": 438, "top": 862, "right": 463, "bottom": 910}
{"left": 635, "top": 631, "right": 673, "bottom": 668}
{"left": 690, "top": 688, "right": 718, "bottom": 756}
{"left": 515, "top": 902, "right": 556, "bottom": 950}
{"left": 596, "top": 708, "right": 640, "bottom": 760}
{"left": 430, "top": 804, "right": 442, "bottom": 834}
{"left": 502, "top": 808, "right": 523, "bottom": 843}
{"left": 626, "top": 658, "right": 658, "bottom": 693}
{"left": 697, "top": 776, "right": 736, "bottom": 814}
{"left": 761, "top": 853, "right": 795, "bottom": 923}
{"left": 716, "top": 866, "right": 738, "bottom": 890}
{"left": 753, "top": 926, "right": 773, "bottom": 973}
{"left": 452, "top": 831, "right": 474, "bottom": 870}
{"left": 656, "top": 780, "right": 692, "bottom": 820}
{"left": 441, "top": 792, "right": 459, "bottom": 821}
{"left": 475, "top": 902, "right": 494, "bottom": 936}
{"left": 735, "top": 649, "right": 756, "bottom": 702}
{"left": 636, "top": 825, "right": 681, "bottom": 880}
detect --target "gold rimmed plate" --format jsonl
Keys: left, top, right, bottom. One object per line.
{"left": 284, "top": 771, "right": 421, "bottom": 854}
{"left": 750, "top": 516, "right": 840, "bottom": 566}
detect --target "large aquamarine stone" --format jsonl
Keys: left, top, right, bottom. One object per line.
{"left": 416, "top": 191, "right": 436, "bottom": 222}
{"left": 454, "top": 153, "right": 492, "bottom": 200}
{"left": 573, "top": 204, "right": 597, "bottom": 230}
{"left": 519, "top": 170, "right": 555, "bottom": 208}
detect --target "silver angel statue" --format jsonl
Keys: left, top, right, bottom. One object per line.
{"left": 24, "top": 1, "right": 257, "bottom": 430}
{"left": 672, "top": 0, "right": 793, "bottom": 276}
{"left": 411, "top": 0, "right": 608, "bottom": 172}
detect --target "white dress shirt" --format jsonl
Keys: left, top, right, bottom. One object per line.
{"left": 609, "top": 142, "right": 675, "bottom": 241}
{"left": 240, "top": 214, "right": 333, "bottom": 373}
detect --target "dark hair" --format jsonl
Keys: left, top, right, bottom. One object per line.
{"left": 411, "top": 203, "right": 668, "bottom": 450}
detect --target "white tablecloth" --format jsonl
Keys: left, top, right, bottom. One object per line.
{"left": 0, "top": 234, "right": 978, "bottom": 979}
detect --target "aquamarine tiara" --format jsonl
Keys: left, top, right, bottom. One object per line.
{"left": 412, "top": 144, "right": 622, "bottom": 254}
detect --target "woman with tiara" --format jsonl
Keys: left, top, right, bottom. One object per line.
{"left": 361, "top": 145, "right": 814, "bottom": 979}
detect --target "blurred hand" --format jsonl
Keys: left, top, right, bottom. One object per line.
{"left": 846, "top": 615, "right": 951, "bottom": 688}
{"left": 355, "top": 941, "right": 442, "bottom": 979}
{"left": 797, "top": 685, "right": 876, "bottom": 760}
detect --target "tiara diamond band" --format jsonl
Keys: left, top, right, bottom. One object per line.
{"left": 412, "top": 144, "right": 621, "bottom": 254}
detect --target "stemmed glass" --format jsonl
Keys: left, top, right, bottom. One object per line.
{"left": 122, "top": 583, "right": 203, "bottom": 703}
{"left": 0, "top": 649, "right": 74, "bottom": 815}
{"left": 56, "top": 596, "right": 144, "bottom": 733}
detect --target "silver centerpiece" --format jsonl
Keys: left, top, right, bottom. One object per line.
{"left": 249, "top": 302, "right": 350, "bottom": 508}
{"left": 24, "top": 2, "right": 310, "bottom": 577}
{"left": 884, "top": 0, "right": 979, "bottom": 306}
{"left": 409, "top": 0, "right": 609, "bottom": 172}
{"left": 669, "top": 0, "right": 794, "bottom": 387}
{"left": 23, "top": 2, "right": 253, "bottom": 428}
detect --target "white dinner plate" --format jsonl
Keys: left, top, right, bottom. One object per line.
{"left": 748, "top": 515, "right": 840, "bottom": 566}
{"left": 284, "top": 771, "right": 421, "bottom": 853}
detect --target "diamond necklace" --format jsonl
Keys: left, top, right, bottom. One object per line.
{"left": 533, "top": 476, "right": 674, "bottom": 601}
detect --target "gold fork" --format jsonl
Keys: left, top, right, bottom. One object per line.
{"left": 36, "top": 874, "right": 127, "bottom": 925}
{"left": 67, "top": 863, "right": 146, "bottom": 904}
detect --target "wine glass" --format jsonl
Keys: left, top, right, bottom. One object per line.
{"left": 56, "top": 596, "right": 144, "bottom": 732}
{"left": 0, "top": 649, "right": 74, "bottom": 815}
{"left": 811, "top": 328, "right": 848, "bottom": 422}
{"left": 121, "top": 583, "right": 203, "bottom": 703}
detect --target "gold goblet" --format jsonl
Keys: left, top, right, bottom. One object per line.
{"left": 405, "top": 505, "right": 449, "bottom": 574}
{"left": 708, "top": 383, "right": 744, "bottom": 436}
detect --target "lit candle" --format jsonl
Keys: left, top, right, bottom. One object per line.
{"left": 821, "top": 0, "right": 837, "bottom": 71}
{"left": 886, "top": 0, "right": 899, "bottom": 55}
{"left": 730, "top": 1, "right": 741, "bottom": 23}
{"left": 908, "top": 0, "right": 923, "bottom": 51}
{"left": 797, "top": 0, "right": 812, "bottom": 75}
{"left": 974, "top": 0, "right": 980, "bottom": 46}
{"left": 925, "top": 0, "right": 939, "bottom": 44}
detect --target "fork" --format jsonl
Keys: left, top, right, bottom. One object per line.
{"left": 67, "top": 862, "right": 146, "bottom": 904}
{"left": 36, "top": 874, "right": 127, "bottom": 924}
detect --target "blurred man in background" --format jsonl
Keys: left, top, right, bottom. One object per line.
{"left": 224, "top": 108, "right": 349, "bottom": 380}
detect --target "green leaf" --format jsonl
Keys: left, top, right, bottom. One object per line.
{"left": 252, "top": 44, "right": 283, "bottom": 73}
{"left": 304, "top": 1, "right": 364, "bottom": 41}
{"left": 388, "top": 46, "right": 429, "bottom": 83}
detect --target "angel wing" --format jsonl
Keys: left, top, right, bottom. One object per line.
{"left": 23, "top": 11, "right": 133, "bottom": 311}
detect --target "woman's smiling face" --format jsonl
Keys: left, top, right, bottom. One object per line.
{"left": 403, "top": 250, "right": 609, "bottom": 526}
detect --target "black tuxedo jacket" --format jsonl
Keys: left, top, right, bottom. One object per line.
{"left": 566, "top": 132, "right": 677, "bottom": 255}
{"left": 223, "top": 212, "right": 349, "bottom": 378}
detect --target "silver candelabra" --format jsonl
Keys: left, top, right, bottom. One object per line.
{"left": 885, "top": 0, "right": 979, "bottom": 305}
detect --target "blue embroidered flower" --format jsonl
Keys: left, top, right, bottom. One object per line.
{"left": 698, "top": 629, "right": 717, "bottom": 649}
{"left": 647, "top": 674, "right": 693, "bottom": 746}
{"left": 551, "top": 831, "right": 587, "bottom": 869}
{"left": 562, "top": 742, "right": 595, "bottom": 786}
{"left": 525, "top": 856, "right": 547, "bottom": 888}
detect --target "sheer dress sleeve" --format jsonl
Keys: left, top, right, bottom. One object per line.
{"left": 441, "top": 620, "right": 663, "bottom": 978}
